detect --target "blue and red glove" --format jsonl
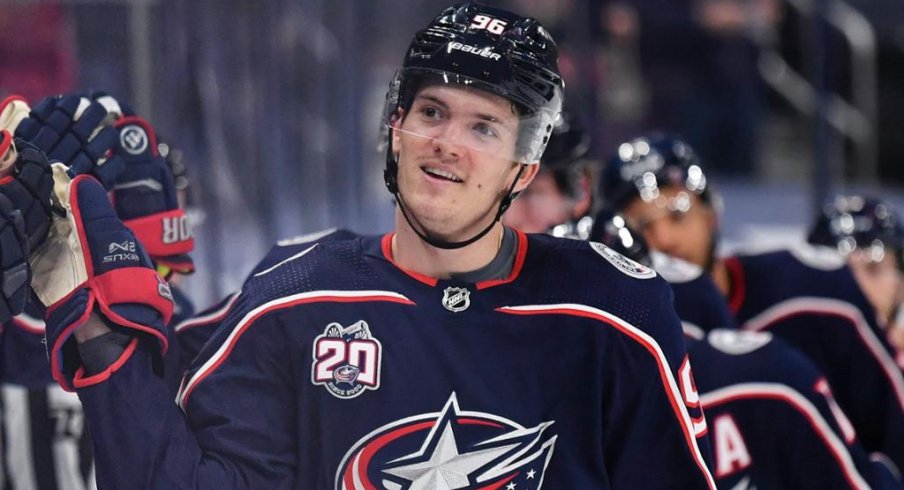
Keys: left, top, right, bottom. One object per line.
{"left": 111, "top": 116, "right": 194, "bottom": 277}
{"left": 31, "top": 173, "right": 173, "bottom": 391}
{"left": 0, "top": 131, "right": 55, "bottom": 251}
{"left": 0, "top": 190, "right": 30, "bottom": 323}
{"left": 14, "top": 94, "right": 124, "bottom": 188}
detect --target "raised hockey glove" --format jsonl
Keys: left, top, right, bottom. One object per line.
{"left": 31, "top": 172, "right": 173, "bottom": 391}
{"left": 0, "top": 95, "right": 32, "bottom": 148}
{"left": 14, "top": 93, "right": 124, "bottom": 187}
{"left": 0, "top": 137, "right": 32, "bottom": 321}
{"left": 111, "top": 116, "right": 194, "bottom": 277}
{"left": 0, "top": 132, "right": 55, "bottom": 251}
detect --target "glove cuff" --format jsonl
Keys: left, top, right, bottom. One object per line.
{"left": 46, "top": 266, "right": 173, "bottom": 392}
{"left": 124, "top": 209, "right": 194, "bottom": 257}
{"left": 92, "top": 266, "right": 175, "bottom": 331}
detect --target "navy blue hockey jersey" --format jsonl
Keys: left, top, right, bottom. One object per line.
{"left": 651, "top": 252, "right": 736, "bottom": 338}
{"left": 173, "top": 228, "right": 358, "bottom": 366}
{"left": 78, "top": 231, "right": 715, "bottom": 489}
{"left": 725, "top": 246, "right": 904, "bottom": 471}
{"left": 691, "top": 329, "right": 902, "bottom": 489}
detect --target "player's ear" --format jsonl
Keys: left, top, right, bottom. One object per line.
{"left": 512, "top": 163, "right": 539, "bottom": 194}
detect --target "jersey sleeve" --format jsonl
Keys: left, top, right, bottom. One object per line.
{"left": 694, "top": 333, "right": 904, "bottom": 489}
{"left": 747, "top": 298, "right": 904, "bottom": 470}
{"left": 78, "top": 301, "right": 297, "bottom": 489}
{"left": 601, "top": 278, "right": 717, "bottom": 489}
{"left": 764, "top": 377, "right": 901, "bottom": 489}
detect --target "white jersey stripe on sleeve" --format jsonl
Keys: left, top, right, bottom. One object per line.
{"left": 700, "top": 382, "right": 871, "bottom": 490}
{"left": 174, "top": 292, "right": 240, "bottom": 333}
{"left": 741, "top": 297, "right": 904, "bottom": 413}
{"left": 176, "top": 290, "right": 414, "bottom": 409}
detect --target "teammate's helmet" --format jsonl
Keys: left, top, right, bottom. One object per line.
{"left": 541, "top": 111, "right": 591, "bottom": 199}
{"left": 600, "top": 134, "right": 711, "bottom": 211}
{"left": 383, "top": 1, "right": 564, "bottom": 181}
{"left": 589, "top": 207, "right": 652, "bottom": 266}
{"left": 808, "top": 195, "right": 904, "bottom": 266}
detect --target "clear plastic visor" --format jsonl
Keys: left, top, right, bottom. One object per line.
{"left": 384, "top": 71, "right": 561, "bottom": 165}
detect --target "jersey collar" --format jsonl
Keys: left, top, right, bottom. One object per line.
{"left": 379, "top": 228, "right": 529, "bottom": 290}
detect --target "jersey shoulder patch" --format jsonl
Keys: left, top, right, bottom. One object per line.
{"left": 589, "top": 241, "right": 657, "bottom": 279}
{"left": 706, "top": 329, "right": 773, "bottom": 355}
{"left": 651, "top": 251, "right": 703, "bottom": 284}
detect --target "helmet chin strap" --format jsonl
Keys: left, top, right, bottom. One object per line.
{"left": 384, "top": 138, "right": 525, "bottom": 250}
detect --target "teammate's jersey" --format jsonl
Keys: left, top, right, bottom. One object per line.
{"left": 0, "top": 302, "right": 95, "bottom": 490}
{"left": 725, "top": 246, "right": 904, "bottom": 470}
{"left": 79, "top": 231, "right": 715, "bottom": 489}
{"left": 651, "top": 252, "right": 736, "bottom": 338}
{"left": 691, "top": 329, "right": 902, "bottom": 489}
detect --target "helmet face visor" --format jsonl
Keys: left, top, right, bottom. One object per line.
{"left": 384, "top": 69, "right": 562, "bottom": 165}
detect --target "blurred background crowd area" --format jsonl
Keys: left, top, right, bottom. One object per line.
{"left": 1, "top": 0, "right": 904, "bottom": 306}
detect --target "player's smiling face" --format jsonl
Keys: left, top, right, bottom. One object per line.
{"left": 391, "top": 84, "right": 536, "bottom": 241}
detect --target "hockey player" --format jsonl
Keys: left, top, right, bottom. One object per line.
{"left": 808, "top": 195, "right": 904, "bottom": 354}
{"left": 19, "top": 3, "right": 716, "bottom": 488}
{"left": 502, "top": 111, "right": 596, "bottom": 239}
{"left": 593, "top": 208, "right": 904, "bottom": 488}
{"left": 591, "top": 207, "right": 736, "bottom": 337}
{"left": 600, "top": 133, "right": 904, "bottom": 472}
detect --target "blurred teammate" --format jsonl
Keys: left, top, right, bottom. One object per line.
{"left": 808, "top": 195, "right": 904, "bottom": 355}
{"left": 600, "top": 133, "right": 904, "bottom": 472}
{"left": 20, "top": 3, "right": 716, "bottom": 488}
{"left": 503, "top": 111, "right": 596, "bottom": 239}
{"left": 594, "top": 209, "right": 904, "bottom": 488}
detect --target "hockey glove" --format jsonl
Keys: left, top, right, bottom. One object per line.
{"left": 14, "top": 93, "right": 124, "bottom": 187}
{"left": 0, "top": 132, "right": 55, "bottom": 251}
{"left": 0, "top": 143, "right": 32, "bottom": 322}
{"left": 31, "top": 171, "right": 173, "bottom": 391}
{"left": 0, "top": 95, "right": 31, "bottom": 149}
{"left": 111, "top": 116, "right": 194, "bottom": 277}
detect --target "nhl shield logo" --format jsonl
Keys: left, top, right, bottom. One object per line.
{"left": 311, "top": 320, "right": 382, "bottom": 399}
{"left": 442, "top": 287, "right": 471, "bottom": 312}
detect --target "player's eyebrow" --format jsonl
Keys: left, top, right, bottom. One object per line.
{"left": 415, "top": 94, "right": 449, "bottom": 111}
{"left": 415, "top": 94, "right": 512, "bottom": 131}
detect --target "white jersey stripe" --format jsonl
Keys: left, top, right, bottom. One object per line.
{"left": 174, "top": 292, "right": 240, "bottom": 333}
{"left": 177, "top": 290, "right": 414, "bottom": 409}
{"left": 741, "top": 297, "right": 904, "bottom": 413}
{"left": 253, "top": 243, "right": 318, "bottom": 278}
{"left": 498, "top": 303, "right": 717, "bottom": 490}
{"left": 700, "top": 382, "right": 871, "bottom": 490}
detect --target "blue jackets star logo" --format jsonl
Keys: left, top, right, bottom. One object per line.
{"left": 336, "top": 393, "right": 557, "bottom": 489}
